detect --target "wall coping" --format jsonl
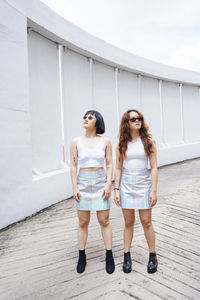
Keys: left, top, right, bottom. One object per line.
{"left": 7, "top": 0, "right": 200, "bottom": 85}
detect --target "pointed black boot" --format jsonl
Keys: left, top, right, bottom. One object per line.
{"left": 106, "top": 249, "right": 115, "bottom": 274}
{"left": 147, "top": 252, "right": 158, "bottom": 273}
{"left": 123, "top": 251, "right": 132, "bottom": 273}
{"left": 77, "top": 249, "right": 86, "bottom": 273}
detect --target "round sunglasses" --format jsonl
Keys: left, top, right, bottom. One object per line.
{"left": 83, "top": 115, "right": 95, "bottom": 121}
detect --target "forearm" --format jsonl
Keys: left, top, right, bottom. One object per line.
{"left": 105, "top": 163, "right": 113, "bottom": 186}
{"left": 150, "top": 167, "right": 158, "bottom": 192}
{"left": 70, "top": 166, "right": 78, "bottom": 190}
{"left": 114, "top": 168, "right": 121, "bottom": 188}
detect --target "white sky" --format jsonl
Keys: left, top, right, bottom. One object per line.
{"left": 41, "top": 0, "right": 200, "bottom": 73}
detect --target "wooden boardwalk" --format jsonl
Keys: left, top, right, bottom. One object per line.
{"left": 0, "top": 158, "right": 200, "bottom": 300}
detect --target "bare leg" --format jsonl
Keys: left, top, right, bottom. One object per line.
{"left": 97, "top": 209, "right": 112, "bottom": 249}
{"left": 139, "top": 208, "right": 156, "bottom": 252}
{"left": 97, "top": 209, "right": 115, "bottom": 273}
{"left": 122, "top": 209, "right": 135, "bottom": 252}
{"left": 77, "top": 210, "right": 90, "bottom": 250}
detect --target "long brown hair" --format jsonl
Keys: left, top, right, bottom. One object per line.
{"left": 118, "top": 109, "right": 155, "bottom": 161}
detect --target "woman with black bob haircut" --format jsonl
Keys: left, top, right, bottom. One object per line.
{"left": 92, "top": 110, "right": 105, "bottom": 134}
{"left": 70, "top": 110, "right": 115, "bottom": 274}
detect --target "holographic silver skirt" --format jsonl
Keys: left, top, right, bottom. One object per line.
{"left": 120, "top": 167, "right": 152, "bottom": 209}
{"left": 76, "top": 169, "right": 110, "bottom": 211}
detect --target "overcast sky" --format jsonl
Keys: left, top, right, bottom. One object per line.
{"left": 41, "top": 0, "right": 200, "bottom": 73}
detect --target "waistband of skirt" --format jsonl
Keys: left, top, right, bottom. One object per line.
{"left": 121, "top": 167, "right": 150, "bottom": 175}
{"left": 78, "top": 168, "right": 106, "bottom": 178}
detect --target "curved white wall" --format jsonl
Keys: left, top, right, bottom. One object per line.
{"left": 0, "top": 0, "right": 200, "bottom": 229}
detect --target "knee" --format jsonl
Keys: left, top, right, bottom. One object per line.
{"left": 125, "top": 218, "right": 135, "bottom": 228}
{"left": 79, "top": 219, "right": 90, "bottom": 228}
{"left": 98, "top": 217, "right": 110, "bottom": 227}
{"left": 141, "top": 219, "right": 152, "bottom": 230}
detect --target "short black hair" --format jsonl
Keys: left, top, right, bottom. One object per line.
{"left": 84, "top": 110, "right": 105, "bottom": 134}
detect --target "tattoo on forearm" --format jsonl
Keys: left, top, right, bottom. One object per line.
{"left": 73, "top": 157, "right": 76, "bottom": 162}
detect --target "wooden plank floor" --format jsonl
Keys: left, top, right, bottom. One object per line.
{"left": 0, "top": 158, "right": 200, "bottom": 300}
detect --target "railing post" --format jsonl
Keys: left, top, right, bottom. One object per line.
{"left": 115, "top": 67, "right": 120, "bottom": 128}
{"left": 138, "top": 74, "right": 142, "bottom": 111}
{"left": 159, "top": 79, "right": 167, "bottom": 147}
{"left": 58, "top": 44, "right": 66, "bottom": 163}
{"left": 179, "top": 83, "right": 187, "bottom": 144}
{"left": 89, "top": 57, "right": 94, "bottom": 108}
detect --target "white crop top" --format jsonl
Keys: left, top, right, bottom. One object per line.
{"left": 123, "top": 138, "right": 148, "bottom": 169}
{"left": 77, "top": 138, "right": 106, "bottom": 168}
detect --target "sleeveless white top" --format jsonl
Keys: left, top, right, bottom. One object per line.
{"left": 77, "top": 138, "right": 106, "bottom": 168}
{"left": 123, "top": 137, "right": 148, "bottom": 169}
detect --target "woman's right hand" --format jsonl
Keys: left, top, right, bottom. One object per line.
{"left": 114, "top": 190, "right": 121, "bottom": 207}
{"left": 73, "top": 188, "right": 80, "bottom": 202}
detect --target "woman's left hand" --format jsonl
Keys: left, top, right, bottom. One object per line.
{"left": 102, "top": 184, "right": 111, "bottom": 200}
{"left": 149, "top": 190, "right": 157, "bottom": 207}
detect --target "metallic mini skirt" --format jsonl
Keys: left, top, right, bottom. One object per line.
{"left": 76, "top": 169, "right": 110, "bottom": 211}
{"left": 120, "top": 167, "right": 152, "bottom": 209}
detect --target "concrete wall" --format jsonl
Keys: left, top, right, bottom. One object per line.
{"left": 0, "top": 0, "right": 200, "bottom": 229}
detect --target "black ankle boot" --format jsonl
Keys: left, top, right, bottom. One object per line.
{"left": 77, "top": 249, "right": 86, "bottom": 273}
{"left": 123, "top": 251, "right": 132, "bottom": 273}
{"left": 147, "top": 252, "right": 158, "bottom": 273}
{"left": 106, "top": 249, "right": 115, "bottom": 274}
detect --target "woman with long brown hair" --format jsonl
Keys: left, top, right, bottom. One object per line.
{"left": 114, "top": 109, "right": 158, "bottom": 274}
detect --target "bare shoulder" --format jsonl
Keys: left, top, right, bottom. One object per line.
{"left": 71, "top": 136, "right": 82, "bottom": 147}
{"left": 102, "top": 136, "right": 112, "bottom": 147}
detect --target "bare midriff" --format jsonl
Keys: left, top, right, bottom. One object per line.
{"left": 80, "top": 167, "right": 104, "bottom": 171}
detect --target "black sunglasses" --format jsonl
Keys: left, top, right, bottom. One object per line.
{"left": 129, "top": 117, "right": 143, "bottom": 122}
{"left": 83, "top": 115, "right": 95, "bottom": 120}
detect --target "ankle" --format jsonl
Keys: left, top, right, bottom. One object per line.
{"left": 77, "top": 251, "right": 87, "bottom": 273}
{"left": 147, "top": 252, "right": 158, "bottom": 273}
{"left": 149, "top": 252, "right": 156, "bottom": 258}
{"left": 106, "top": 249, "right": 113, "bottom": 255}
{"left": 105, "top": 249, "right": 115, "bottom": 274}
{"left": 123, "top": 251, "right": 132, "bottom": 273}
{"left": 79, "top": 249, "right": 86, "bottom": 259}
{"left": 124, "top": 251, "right": 131, "bottom": 263}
